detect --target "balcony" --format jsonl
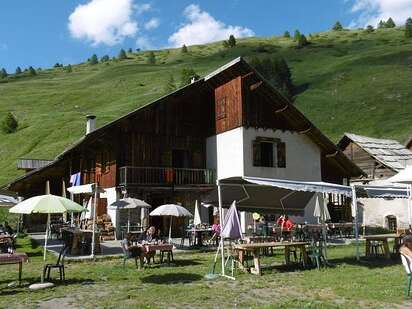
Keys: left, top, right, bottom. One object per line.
{"left": 119, "top": 166, "right": 216, "bottom": 187}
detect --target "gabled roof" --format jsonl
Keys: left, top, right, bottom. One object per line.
{"left": 338, "top": 132, "right": 412, "bottom": 172}
{"left": 3, "top": 57, "right": 364, "bottom": 190}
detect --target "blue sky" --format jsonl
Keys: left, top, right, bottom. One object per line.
{"left": 1, "top": 0, "right": 411, "bottom": 72}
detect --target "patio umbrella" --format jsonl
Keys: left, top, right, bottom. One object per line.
{"left": 314, "top": 193, "right": 331, "bottom": 223}
{"left": 150, "top": 204, "right": 192, "bottom": 243}
{"left": 9, "top": 194, "right": 86, "bottom": 261}
{"left": 388, "top": 166, "right": 412, "bottom": 227}
{"left": 110, "top": 198, "right": 151, "bottom": 233}
{"left": 193, "top": 200, "right": 202, "bottom": 226}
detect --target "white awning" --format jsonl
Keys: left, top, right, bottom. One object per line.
{"left": 67, "top": 183, "right": 104, "bottom": 195}
{"left": 0, "top": 194, "right": 19, "bottom": 207}
{"left": 242, "top": 176, "right": 353, "bottom": 197}
{"left": 356, "top": 185, "right": 409, "bottom": 199}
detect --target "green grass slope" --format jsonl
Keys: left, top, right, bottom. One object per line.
{"left": 1, "top": 27, "right": 412, "bottom": 185}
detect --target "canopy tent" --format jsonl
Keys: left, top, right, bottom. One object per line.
{"left": 213, "top": 176, "right": 357, "bottom": 279}
{"left": 109, "top": 198, "right": 151, "bottom": 233}
{"left": 387, "top": 166, "right": 412, "bottom": 228}
{"left": 67, "top": 183, "right": 104, "bottom": 258}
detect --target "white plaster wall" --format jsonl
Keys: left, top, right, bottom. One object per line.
{"left": 206, "top": 127, "right": 244, "bottom": 179}
{"left": 242, "top": 128, "right": 322, "bottom": 181}
{"left": 360, "top": 198, "right": 409, "bottom": 228}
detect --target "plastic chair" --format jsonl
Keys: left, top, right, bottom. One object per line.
{"left": 308, "top": 241, "right": 326, "bottom": 270}
{"left": 370, "top": 241, "right": 384, "bottom": 257}
{"left": 43, "top": 246, "right": 68, "bottom": 281}
{"left": 401, "top": 253, "right": 412, "bottom": 297}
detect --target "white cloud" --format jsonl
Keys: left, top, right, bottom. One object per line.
{"left": 144, "top": 18, "right": 160, "bottom": 30}
{"left": 136, "top": 36, "right": 154, "bottom": 50}
{"left": 68, "top": 0, "right": 138, "bottom": 46}
{"left": 135, "top": 3, "right": 151, "bottom": 14}
{"left": 349, "top": 0, "right": 412, "bottom": 27}
{"left": 168, "top": 4, "right": 254, "bottom": 47}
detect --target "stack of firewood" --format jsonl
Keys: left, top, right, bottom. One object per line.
{"left": 97, "top": 214, "right": 115, "bottom": 241}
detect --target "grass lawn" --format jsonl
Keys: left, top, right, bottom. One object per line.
{"left": 0, "top": 236, "right": 411, "bottom": 308}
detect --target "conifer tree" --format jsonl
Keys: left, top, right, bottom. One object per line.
{"left": 1, "top": 112, "right": 18, "bottom": 133}
{"left": 15, "top": 67, "right": 22, "bottom": 75}
{"left": 118, "top": 49, "right": 127, "bottom": 60}
{"left": 293, "top": 30, "right": 301, "bottom": 42}
{"left": 66, "top": 64, "right": 72, "bottom": 73}
{"left": 378, "top": 20, "right": 386, "bottom": 29}
{"left": 366, "top": 25, "right": 374, "bottom": 33}
{"left": 181, "top": 44, "right": 188, "bottom": 53}
{"left": 405, "top": 18, "right": 412, "bottom": 37}
{"left": 28, "top": 66, "right": 36, "bottom": 76}
{"left": 283, "top": 31, "right": 290, "bottom": 38}
{"left": 228, "top": 34, "right": 236, "bottom": 47}
{"left": 332, "top": 21, "right": 343, "bottom": 31}
{"left": 100, "top": 55, "right": 110, "bottom": 62}
{"left": 128, "top": 48, "right": 133, "bottom": 53}
{"left": 89, "top": 54, "right": 98, "bottom": 65}
{"left": 147, "top": 51, "right": 156, "bottom": 64}
{"left": 0, "top": 68, "right": 7, "bottom": 78}
{"left": 386, "top": 17, "right": 396, "bottom": 28}
{"left": 180, "top": 67, "right": 199, "bottom": 87}
{"left": 297, "top": 34, "right": 308, "bottom": 48}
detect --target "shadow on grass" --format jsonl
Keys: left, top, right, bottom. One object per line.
{"left": 329, "top": 256, "right": 400, "bottom": 269}
{"left": 140, "top": 273, "right": 202, "bottom": 284}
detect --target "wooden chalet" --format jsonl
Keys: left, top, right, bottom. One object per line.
{"left": 3, "top": 57, "right": 363, "bottom": 232}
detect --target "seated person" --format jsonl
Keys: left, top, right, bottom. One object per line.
{"left": 277, "top": 215, "right": 294, "bottom": 232}
{"left": 139, "top": 226, "right": 157, "bottom": 243}
{"left": 400, "top": 235, "right": 412, "bottom": 260}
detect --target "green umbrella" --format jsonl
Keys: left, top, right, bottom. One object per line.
{"left": 9, "top": 194, "right": 86, "bottom": 261}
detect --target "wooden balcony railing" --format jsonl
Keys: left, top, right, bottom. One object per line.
{"left": 119, "top": 166, "right": 216, "bottom": 186}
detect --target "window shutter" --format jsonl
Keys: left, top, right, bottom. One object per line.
{"left": 253, "top": 140, "right": 261, "bottom": 166}
{"left": 277, "top": 142, "right": 286, "bottom": 168}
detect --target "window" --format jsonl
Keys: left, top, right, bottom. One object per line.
{"left": 216, "top": 97, "right": 227, "bottom": 120}
{"left": 253, "top": 137, "right": 286, "bottom": 168}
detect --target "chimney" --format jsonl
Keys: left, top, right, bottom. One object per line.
{"left": 86, "top": 115, "right": 96, "bottom": 135}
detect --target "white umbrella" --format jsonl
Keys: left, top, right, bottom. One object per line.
{"left": 388, "top": 165, "right": 412, "bottom": 227}
{"left": 193, "top": 200, "right": 202, "bottom": 226}
{"left": 9, "top": 195, "right": 86, "bottom": 261}
{"left": 314, "top": 194, "right": 331, "bottom": 223}
{"left": 150, "top": 204, "right": 192, "bottom": 242}
{"left": 110, "top": 198, "right": 151, "bottom": 232}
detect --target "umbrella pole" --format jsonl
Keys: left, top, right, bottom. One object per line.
{"left": 128, "top": 209, "right": 130, "bottom": 233}
{"left": 351, "top": 185, "right": 360, "bottom": 261}
{"left": 321, "top": 193, "right": 328, "bottom": 260}
{"left": 217, "top": 180, "right": 225, "bottom": 277}
{"left": 408, "top": 184, "right": 412, "bottom": 230}
{"left": 169, "top": 216, "right": 172, "bottom": 243}
{"left": 91, "top": 189, "right": 97, "bottom": 259}
{"left": 44, "top": 213, "right": 50, "bottom": 262}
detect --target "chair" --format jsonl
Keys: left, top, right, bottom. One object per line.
{"left": 120, "top": 241, "right": 142, "bottom": 269}
{"left": 401, "top": 253, "right": 412, "bottom": 296}
{"left": 308, "top": 241, "right": 326, "bottom": 270}
{"left": 370, "top": 241, "right": 384, "bottom": 257}
{"left": 43, "top": 246, "right": 68, "bottom": 281}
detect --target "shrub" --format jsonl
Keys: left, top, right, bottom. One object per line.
{"left": 228, "top": 34, "right": 236, "bottom": 47}
{"left": 118, "top": 49, "right": 127, "bottom": 60}
{"left": 89, "top": 54, "right": 98, "bottom": 65}
{"left": 1, "top": 112, "right": 18, "bottom": 133}
{"left": 332, "top": 21, "right": 343, "bottom": 31}
{"left": 0, "top": 68, "right": 7, "bottom": 78}
{"left": 365, "top": 25, "right": 375, "bottom": 33}
{"left": 283, "top": 31, "right": 290, "bottom": 38}
{"left": 181, "top": 44, "right": 188, "bottom": 53}
{"left": 147, "top": 51, "right": 156, "bottom": 64}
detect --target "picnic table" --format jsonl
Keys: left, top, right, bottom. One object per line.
{"left": 234, "top": 241, "right": 309, "bottom": 275}
{"left": 364, "top": 233, "right": 402, "bottom": 259}
{"left": 0, "top": 252, "right": 28, "bottom": 284}
{"left": 129, "top": 243, "right": 175, "bottom": 266}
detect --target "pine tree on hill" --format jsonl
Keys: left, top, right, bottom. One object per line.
{"left": 66, "top": 64, "right": 72, "bottom": 73}
{"left": 89, "top": 54, "right": 98, "bottom": 65}
{"left": 28, "top": 66, "right": 36, "bottom": 76}
{"left": 366, "top": 25, "right": 375, "bottom": 33}
{"left": 228, "top": 34, "right": 236, "bottom": 47}
{"left": 1, "top": 112, "right": 18, "bottom": 134}
{"left": 405, "top": 18, "right": 412, "bottom": 37}
{"left": 147, "top": 51, "right": 156, "bottom": 64}
{"left": 332, "top": 21, "right": 343, "bottom": 31}
{"left": 386, "top": 17, "right": 396, "bottom": 28}
{"left": 0, "top": 68, "right": 7, "bottom": 78}
{"left": 297, "top": 34, "right": 309, "bottom": 48}
{"left": 283, "top": 31, "right": 291, "bottom": 38}
{"left": 293, "top": 30, "right": 301, "bottom": 42}
{"left": 378, "top": 20, "right": 386, "bottom": 29}
{"left": 118, "top": 49, "right": 127, "bottom": 60}
{"left": 181, "top": 44, "right": 188, "bottom": 53}
{"left": 128, "top": 48, "right": 133, "bottom": 53}
{"left": 15, "top": 67, "right": 22, "bottom": 75}
{"left": 100, "top": 55, "right": 110, "bottom": 62}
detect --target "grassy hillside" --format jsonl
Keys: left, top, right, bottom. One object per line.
{"left": 1, "top": 27, "right": 412, "bottom": 185}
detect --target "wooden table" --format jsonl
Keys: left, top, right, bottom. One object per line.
{"left": 234, "top": 241, "right": 309, "bottom": 275}
{"left": 364, "top": 234, "right": 402, "bottom": 259}
{"left": 0, "top": 253, "right": 28, "bottom": 284}
{"left": 130, "top": 243, "right": 174, "bottom": 266}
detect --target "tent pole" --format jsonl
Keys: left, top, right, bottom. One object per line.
{"left": 408, "top": 184, "right": 412, "bottom": 229}
{"left": 217, "top": 180, "right": 225, "bottom": 277}
{"left": 351, "top": 185, "right": 360, "bottom": 261}
{"left": 44, "top": 213, "right": 50, "bottom": 262}
{"left": 91, "top": 189, "right": 97, "bottom": 259}
{"left": 169, "top": 216, "right": 172, "bottom": 243}
{"left": 127, "top": 209, "right": 130, "bottom": 233}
